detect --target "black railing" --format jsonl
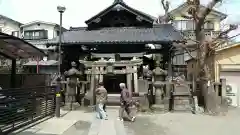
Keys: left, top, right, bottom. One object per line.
{"left": 0, "top": 86, "right": 56, "bottom": 134}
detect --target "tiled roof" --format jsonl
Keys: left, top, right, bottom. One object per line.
{"left": 85, "top": 1, "right": 156, "bottom": 24}
{"left": 47, "top": 24, "right": 184, "bottom": 45}
{"left": 27, "top": 39, "right": 56, "bottom": 50}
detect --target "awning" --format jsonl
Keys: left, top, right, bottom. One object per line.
{"left": 47, "top": 24, "right": 184, "bottom": 45}
{"left": 0, "top": 32, "right": 46, "bottom": 59}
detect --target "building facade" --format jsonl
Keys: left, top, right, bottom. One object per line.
{"left": 0, "top": 15, "right": 22, "bottom": 70}
{"left": 21, "top": 21, "right": 67, "bottom": 53}
{"left": 187, "top": 42, "right": 240, "bottom": 107}
{"left": 0, "top": 16, "right": 65, "bottom": 73}
{"left": 20, "top": 21, "right": 67, "bottom": 73}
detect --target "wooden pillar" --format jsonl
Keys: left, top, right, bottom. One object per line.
{"left": 90, "top": 73, "right": 95, "bottom": 106}
{"left": 10, "top": 59, "right": 16, "bottom": 88}
{"left": 133, "top": 66, "right": 138, "bottom": 93}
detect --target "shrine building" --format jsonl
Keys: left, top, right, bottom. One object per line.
{"left": 47, "top": 0, "right": 184, "bottom": 95}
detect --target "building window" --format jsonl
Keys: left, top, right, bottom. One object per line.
{"left": 24, "top": 30, "right": 48, "bottom": 40}
{"left": 204, "top": 21, "right": 214, "bottom": 30}
{"left": 186, "top": 20, "right": 195, "bottom": 30}
{"left": 12, "top": 31, "right": 19, "bottom": 37}
{"left": 172, "top": 20, "right": 195, "bottom": 30}
{"left": 56, "top": 31, "right": 60, "bottom": 36}
{"left": 173, "top": 20, "right": 214, "bottom": 31}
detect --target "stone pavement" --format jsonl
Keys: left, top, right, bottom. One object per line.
{"left": 14, "top": 107, "right": 127, "bottom": 135}
{"left": 124, "top": 108, "right": 240, "bottom": 135}
{"left": 14, "top": 107, "right": 240, "bottom": 135}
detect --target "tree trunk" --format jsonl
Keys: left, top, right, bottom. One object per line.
{"left": 196, "top": 30, "right": 219, "bottom": 114}
{"left": 199, "top": 54, "right": 220, "bottom": 114}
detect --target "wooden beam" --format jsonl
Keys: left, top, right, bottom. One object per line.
{"left": 79, "top": 59, "right": 142, "bottom": 67}
{"left": 84, "top": 68, "right": 137, "bottom": 75}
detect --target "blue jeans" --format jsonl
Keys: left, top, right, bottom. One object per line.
{"left": 96, "top": 103, "right": 107, "bottom": 119}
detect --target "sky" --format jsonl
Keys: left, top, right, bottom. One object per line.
{"left": 0, "top": 0, "right": 240, "bottom": 29}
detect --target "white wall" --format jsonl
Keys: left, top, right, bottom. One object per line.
{"left": 22, "top": 23, "right": 58, "bottom": 39}
{"left": 0, "top": 20, "right": 20, "bottom": 36}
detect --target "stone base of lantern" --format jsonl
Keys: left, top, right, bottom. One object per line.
{"left": 152, "top": 104, "right": 165, "bottom": 112}
{"left": 63, "top": 102, "right": 80, "bottom": 111}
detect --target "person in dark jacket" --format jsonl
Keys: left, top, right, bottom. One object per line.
{"left": 118, "top": 83, "right": 135, "bottom": 122}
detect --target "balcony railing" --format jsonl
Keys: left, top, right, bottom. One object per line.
{"left": 182, "top": 30, "right": 221, "bottom": 40}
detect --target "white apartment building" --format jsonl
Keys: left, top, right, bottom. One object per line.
{"left": 21, "top": 20, "right": 66, "bottom": 51}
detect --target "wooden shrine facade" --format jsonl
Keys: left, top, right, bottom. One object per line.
{"left": 46, "top": 0, "right": 184, "bottom": 94}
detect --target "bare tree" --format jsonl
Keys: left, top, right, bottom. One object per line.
{"left": 159, "top": 0, "right": 238, "bottom": 114}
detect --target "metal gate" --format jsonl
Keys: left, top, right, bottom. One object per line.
{"left": 0, "top": 86, "right": 56, "bottom": 134}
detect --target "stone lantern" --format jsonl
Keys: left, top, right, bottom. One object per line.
{"left": 152, "top": 60, "right": 167, "bottom": 111}
{"left": 64, "top": 61, "right": 82, "bottom": 110}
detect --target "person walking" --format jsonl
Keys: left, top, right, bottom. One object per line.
{"left": 118, "top": 83, "right": 135, "bottom": 122}
{"left": 95, "top": 82, "right": 108, "bottom": 120}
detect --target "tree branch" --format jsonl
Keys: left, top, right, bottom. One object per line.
{"left": 175, "top": 43, "right": 197, "bottom": 59}
{"left": 196, "top": 0, "right": 222, "bottom": 30}
{"left": 213, "top": 24, "right": 238, "bottom": 41}
{"left": 158, "top": 0, "right": 172, "bottom": 23}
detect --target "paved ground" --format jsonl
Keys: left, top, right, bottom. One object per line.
{"left": 14, "top": 107, "right": 240, "bottom": 135}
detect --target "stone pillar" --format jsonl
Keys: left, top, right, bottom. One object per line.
{"left": 126, "top": 66, "right": 132, "bottom": 93}
{"left": 90, "top": 66, "right": 96, "bottom": 106}
{"left": 98, "top": 58, "right": 106, "bottom": 83}
{"left": 132, "top": 57, "right": 139, "bottom": 93}
{"left": 95, "top": 67, "right": 99, "bottom": 82}
{"left": 99, "top": 66, "right": 104, "bottom": 83}
{"left": 133, "top": 68, "right": 138, "bottom": 93}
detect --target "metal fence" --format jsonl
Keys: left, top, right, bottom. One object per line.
{"left": 0, "top": 74, "right": 51, "bottom": 89}
{"left": 0, "top": 86, "right": 56, "bottom": 134}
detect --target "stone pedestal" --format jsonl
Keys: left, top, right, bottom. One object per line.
{"left": 152, "top": 81, "right": 165, "bottom": 111}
